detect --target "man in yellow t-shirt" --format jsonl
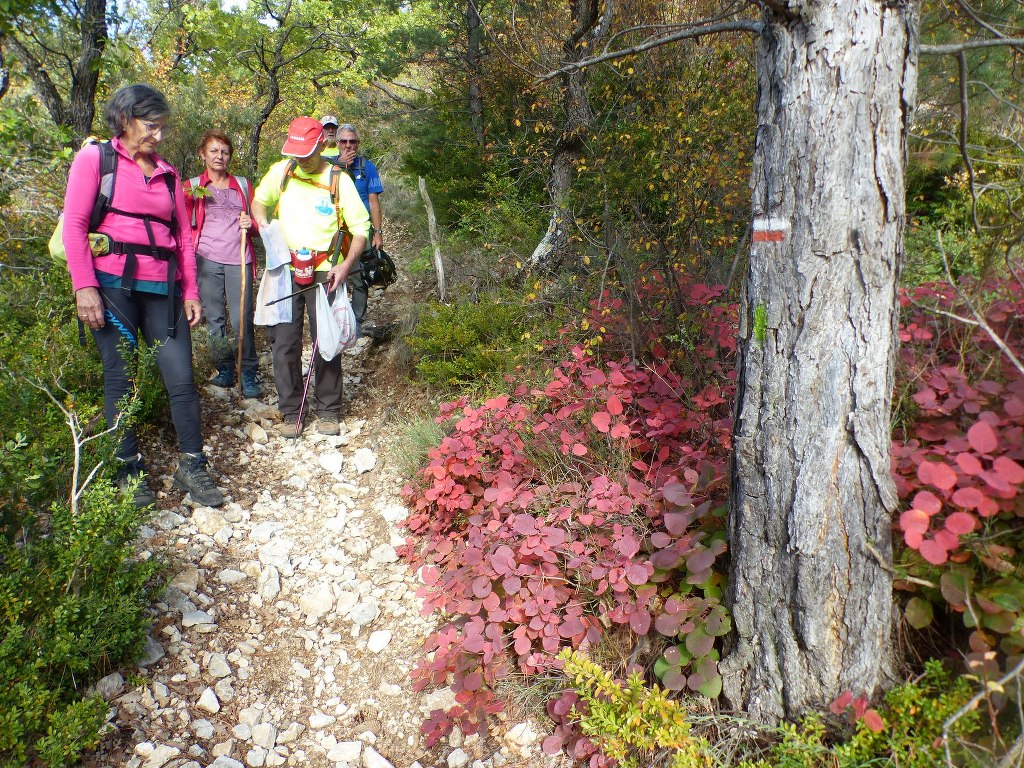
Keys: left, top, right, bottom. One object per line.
{"left": 252, "top": 116, "right": 370, "bottom": 438}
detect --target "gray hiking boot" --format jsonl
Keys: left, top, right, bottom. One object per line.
{"left": 115, "top": 454, "right": 156, "bottom": 508}
{"left": 172, "top": 452, "right": 224, "bottom": 507}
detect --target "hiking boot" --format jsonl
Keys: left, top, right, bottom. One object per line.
{"left": 211, "top": 363, "right": 235, "bottom": 388}
{"left": 274, "top": 419, "right": 303, "bottom": 439}
{"left": 172, "top": 452, "right": 224, "bottom": 507}
{"left": 316, "top": 416, "right": 340, "bottom": 435}
{"left": 241, "top": 368, "right": 261, "bottom": 398}
{"left": 115, "top": 454, "right": 156, "bottom": 508}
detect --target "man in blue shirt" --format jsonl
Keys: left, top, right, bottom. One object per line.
{"left": 336, "top": 123, "right": 384, "bottom": 329}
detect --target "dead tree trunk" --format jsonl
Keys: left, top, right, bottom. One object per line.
{"left": 722, "top": 0, "right": 918, "bottom": 723}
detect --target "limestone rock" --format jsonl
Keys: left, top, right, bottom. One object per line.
{"left": 319, "top": 452, "right": 345, "bottom": 475}
{"left": 143, "top": 744, "right": 180, "bottom": 768}
{"left": 136, "top": 636, "right": 165, "bottom": 668}
{"left": 197, "top": 687, "right": 220, "bottom": 713}
{"left": 326, "top": 741, "right": 362, "bottom": 763}
{"left": 367, "top": 631, "right": 392, "bottom": 653}
{"left": 193, "top": 509, "right": 228, "bottom": 536}
{"left": 351, "top": 448, "right": 376, "bottom": 474}
{"left": 362, "top": 747, "right": 394, "bottom": 768}
{"left": 245, "top": 422, "right": 269, "bottom": 444}
{"left": 251, "top": 723, "right": 277, "bottom": 749}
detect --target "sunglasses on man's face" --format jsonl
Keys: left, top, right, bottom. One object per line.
{"left": 339, "top": 139, "right": 359, "bottom": 146}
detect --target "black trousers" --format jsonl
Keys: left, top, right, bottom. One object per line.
{"left": 92, "top": 286, "right": 203, "bottom": 459}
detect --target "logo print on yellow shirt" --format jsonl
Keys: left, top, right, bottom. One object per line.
{"left": 315, "top": 197, "right": 333, "bottom": 216}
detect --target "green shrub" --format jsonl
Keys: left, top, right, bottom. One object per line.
{"left": 741, "top": 660, "right": 981, "bottom": 768}
{"left": 0, "top": 262, "right": 164, "bottom": 766}
{"left": 406, "top": 295, "right": 534, "bottom": 387}
{"left": 559, "top": 649, "right": 712, "bottom": 768}
{"left": 0, "top": 481, "right": 162, "bottom": 767}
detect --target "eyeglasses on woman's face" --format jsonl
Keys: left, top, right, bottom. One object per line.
{"left": 136, "top": 118, "right": 171, "bottom": 137}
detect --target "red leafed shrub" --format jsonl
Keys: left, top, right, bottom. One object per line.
{"left": 829, "top": 691, "right": 886, "bottom": 733}
{"left": 892, "top": 273, "right": 1024, "bottom": 657}
{"left": 400, "top": 284, "right": 736, "bottom": 748}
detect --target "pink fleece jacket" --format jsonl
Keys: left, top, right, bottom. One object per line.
{"left": 62, "top": 136, "right": 199, "bottom": 300}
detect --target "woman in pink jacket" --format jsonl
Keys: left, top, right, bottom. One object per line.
{"left": 62, "top": 84, "right": 223, "bottom": 508}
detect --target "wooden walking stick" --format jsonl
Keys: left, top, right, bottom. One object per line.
{"left": 236, "top": 229, "right": 247, "bottom": 393}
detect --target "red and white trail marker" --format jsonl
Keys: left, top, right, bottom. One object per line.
{"left": 752, "top": 217, "right": 790, "bottom": 243}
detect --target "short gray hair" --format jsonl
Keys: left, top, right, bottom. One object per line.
{"left": 104, "top": 84, "right": 171, "bottom": 137}
{"left": 337, "top": 123, "right": 359, "bottom": 139}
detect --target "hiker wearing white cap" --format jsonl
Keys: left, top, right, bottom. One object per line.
{"left": 320, "top": 115, "right": 340, "bottom": 159}
{"left": 251, "top": 116, "right": 370, "bottom": 438}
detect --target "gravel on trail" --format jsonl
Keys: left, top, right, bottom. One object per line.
{"left": 80, "top": 313, "right": 567, "bottom": 768}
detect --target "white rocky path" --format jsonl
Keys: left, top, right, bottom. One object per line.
{"left": 83, "top": 336, "right": 560, "bottom": 768}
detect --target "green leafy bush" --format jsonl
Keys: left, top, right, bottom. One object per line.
{"left": 0, "top": 261, "right": 164, "bottom": 765}
{"left": 406, "top": 296, "right": 534, "bottom": 387}
{"left": 0, "top": 481, "right": 162, "bottom": 767}
{"left": 741, "top": 660, "right": 980, "bottom": 768}
{"left": 558, "top": 649, "right": 712, "bottom": 768}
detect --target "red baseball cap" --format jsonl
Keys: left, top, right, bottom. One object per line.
{"left": 281, "top": 117, "right": 324, "bottom": 158}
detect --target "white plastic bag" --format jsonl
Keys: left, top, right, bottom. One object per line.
{"left": 316, "top": 283, "right": 357, "bottom": 361}
{"left": 260, "top": 220, "right": 291, "bottom": 270}
{"left": 254, "top": 265, "right": 292, "bottom": 326}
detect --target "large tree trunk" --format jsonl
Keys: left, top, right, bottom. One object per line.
{"left": 722, "top": 0, "right": 918, "bottom": 723}
{"left": 248, "top": 74, "right": 280, "bottom": 181}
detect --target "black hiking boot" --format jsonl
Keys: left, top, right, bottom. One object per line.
{"left": 211, "top": 363, "right": 235, "bottom": 388}
{"left": 172, "top": 452, "right": 224, "bottom": 507}
{"left": 115, "top": 454, "right": 157, "bottom": 508}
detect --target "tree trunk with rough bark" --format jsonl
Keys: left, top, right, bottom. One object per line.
{"left": 69, "top": 0, "right": 107, "bottom": 137}
{"left": 5, "top": 0, "right": 106, "bottom": 140}
{"left": 527, "top": 0, "right": 604, "bottom": 272}
{"left": 248, "top": 74, "right": 280, "bottom": 181}
{"left": 465, "top": 0, "right": 485, "bottom": 149}
{"left": 722, "top": 0, "right": 918, "bottom": 724}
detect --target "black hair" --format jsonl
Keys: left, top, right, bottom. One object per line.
{"left": 104, "top": 84, "right": 171, "bottom": 137}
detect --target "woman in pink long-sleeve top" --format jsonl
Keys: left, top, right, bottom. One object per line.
{"left": 62, "top": 83, "right": 223, "bottom": 508}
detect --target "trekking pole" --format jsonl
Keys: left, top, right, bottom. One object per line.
{"left": 236, "top": 230, "right": 246, "bottom": 393}
{"left": 295, "top": 338, "right": 318, "bottom": 438}
{"left": 264, "top": 282, "right": 320, "bottom": 306}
